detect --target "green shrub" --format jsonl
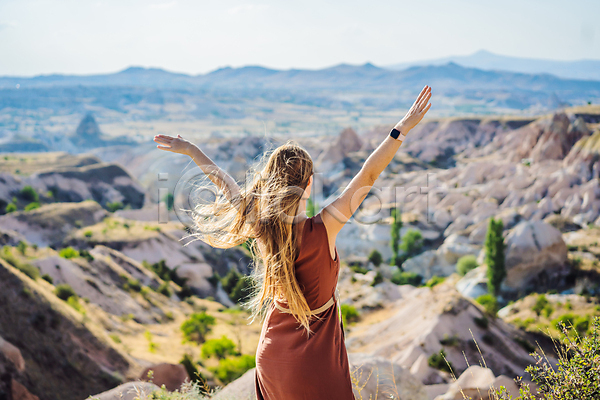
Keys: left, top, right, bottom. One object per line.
{"left": 341, "top": 304, "right": 360, "bottom": 327}
{"left": 16, "top": 241, "right": 27, "bottom": 255}
{"left": 553, "top": 313, "right": 576, "bottom": 330}
{"left": 79, "top": 249, "right": 94, "bottom": 262}
{"left": 5, "top": 203, "right": 17, "bottom": 213}
{"left": 391, "top": 269, "right": 423, "bottom": 286}
{"left": 367, "top": 249, "right": 382, "bottom": 267}
{"left": 59, "top": 247, "right": 79, "bottom": 259}
{"left": 574, "top": 316, "right": 590, "bottom": 336}
{"left": 492, "top": 317, "right": 600, "bottom": 400}
{"left": 67, "top": 296, "right": 83, "bottom": 313}
{"left": 157, "top": 281, "right": 172, "bottom": 297}
{"left": 181, "top": 312, "right": 216, "bottom": 344}
{"left": 371, "top": 271, "right": 383, "bottom": 287}
{"left": 428, "top": 349, "right": 453, "bottom": 373}
{"left": 210, "top": 354, "right": 255, "bottom": 384}
{"left": 349, "top": 264, "right": 369, "bottom": 274}
{"left": 54, "top": 284, "right": 77, "bottom": 301}
{"left": 439, "top": 335, "right": 459, "bottom": 346}
{"left": 456, "top": 255, "right": 478, "bottom": 276}
{"left": 84, "top": 230, "right": 93, "bottom": 238}
{"left": 20, "top": 186, "right": 39, "bottom": 203}
{"left": 109, "top": 334, "right": 122, "bottom": 344}
{"left": 474, "top": 316, "right": 489, "bottom": 329}
{"left": 221, "top": 269, "right": 241, "bottom": 294}
{"left": 532, "top": 294, "right": 549, "bottom": 316}
{"left": 425, "top": 275, "right": 446, "bottom": 288}
{"left": 24, "top": 202, "right": 40, "bottom": 211}
{"left": 400, "top": 229, "right": 423, "bottom": 257}
{"left": 476, "top": 294, "right": 499, "bottom": 316}
{"left": 124, "top": 278, "right": 142, "bottom": 292}
{"left": 41, "top": 274, "right": 54, "bottom": 284}
{"left": 201, "top": 336, "right": 238, "bottom": 360}
{"left": 106, "top": 201, "right": 124, "bottom": 212}
{"left": 230, "top": 276, "right": 252, "bottom": 303}
{"left": 180, "top": 354, "right": 205, "bottom": 384}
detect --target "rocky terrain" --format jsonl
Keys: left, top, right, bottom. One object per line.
{"left": 0, "top": 104, "right": 599, "bottom": 399}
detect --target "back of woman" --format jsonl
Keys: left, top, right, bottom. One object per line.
{"left": 254, "top": 212, "right": 352, "bottom": 399}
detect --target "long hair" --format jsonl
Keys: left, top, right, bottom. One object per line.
{"left": 189, "top": 140, "right": 315, "bottom": 335}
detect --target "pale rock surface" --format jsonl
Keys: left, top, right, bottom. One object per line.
{"left": 503, "top": 220, "right": 568, "bottom": 291}
{"left": 87, "top": 382, "right": 160, "bottom": 400}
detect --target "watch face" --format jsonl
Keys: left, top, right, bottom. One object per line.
{"left": 390, "top": 128, "right": 400, "bottom": 139}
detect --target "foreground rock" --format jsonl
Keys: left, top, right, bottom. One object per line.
{"left": 139, "top": 363, "right": 189, "bottom": 392}
{"left": 435, "top": 365, "right": 519, "bottom": 400}
{"left": 87, "top": 382, "right": 159, "bottom": 400}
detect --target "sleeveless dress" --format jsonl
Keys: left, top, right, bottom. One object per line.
{"left": 254, "top": 212, "right": 355, "bottom": 400}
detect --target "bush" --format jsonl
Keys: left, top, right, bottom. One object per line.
{"left": 181, "top": 312, "right": 216, "bottom": 344}
{"left": 20, "top": 186, "right": 39, "bottom": 203}
{"left": 341, "top": 304, "right": 360, "bottom": 327}
{"left": 391, "top": 269, "right": 423, "bottom": 286}
{"left": 79, "top": 249, "right": 94, "bottom": 262}
{"left": 456, "top": 255, "right": 478, "bottom": 276}
{"left": 201, "top": 336, "right": 238, "bottom": 360}
{"left": 221, "top": 269, "right": 241, "bottom": 295}
{"left": 371, "top": 271, "right": 383, "bottom": 287}
{"left": 106, "top": 201, "right": 124, "bottom": 212}
{"left": 41, "top": 274, "right": 54, "bottom": 284}
{"left": 124, "top": 278, "right": 142, "bottom": 292}
{"left": 84, "top": 230, "right": 93, "bottom": 238}
{"left": 54, "top": 284, "right": 77, "bottom": 301}
{"left": 67, "top": 296, "right": 83, "bottom": 313}
{"left": 532, "top": 294, "right": 549, "bottom": 316}
{"left": 476, "top": 294, "right": 499, "bottom": 316}
{"left": 210, "top": 354, "right": 255, "bottom": 384}
{"left": 5, "top": 202, "right": 17, "bottom": 213}
{"left": 16, "top": 241, "right": 27, "bottom": 255}
{"left": 425, "top": 275, "right": 445, "bottom": 288}
{"left": 24, "top": 202, "right": 40, "bottom": 211}
{"left": 552, "top": 313, "right": 576, "bottom": 330}
{"left": 157, "top": 281, "right": 172, "bottom": 297}
{"left": 367, "top": 249, "right": 382, "bottom": 267}
{"left": 349, "top": 264, "right": 369, "bottom": 274}
{"left": 59, "top": 247, "right": 79, "bottom": 259}
{"left": 492, "top": 317, "right": 600, "bottom": 400}
{"left": 474, "top": 316, "right": 489, "bottom": 329}
{"left": 229, "top": 276, "right": 252, "bottom": 304}
{"left": 400, "top": 229, "right": 423, "bottom": 257}
{"left": 428, "top": 349, "right": 453, "bottom": 373}
{"left": 180, "top": 354, "right": 205, "bottom": 384}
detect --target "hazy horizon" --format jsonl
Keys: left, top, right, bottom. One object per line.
{"left": 0, "top": 0, "right": 598, "bottom": 77}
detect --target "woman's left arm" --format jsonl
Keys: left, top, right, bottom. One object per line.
{"left": 153, "top": 134, "right": 241, "bottom": 200}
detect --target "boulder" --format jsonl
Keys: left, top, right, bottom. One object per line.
{"left": 140, "top": 363, "right": 189, "bottom": 392}
{"left": 349, "top": 353, "right": 428, "bottom": 400}
{"left": 212, "top": 368, "right": 255, "bottom": 400}
{"left": 0, "top": 336, "right": 25, "bottom": 372}
{"left": 503, "top": 221, "right": 569, "bottom": 291}
{"left": 456, "top": 266, "right": 488, "bottom": 299}
{"left": 87, "top": 382, "right": 160, "bottom": 400}
{"left": 435, "top": 365, "right": 519, "bottom": 400}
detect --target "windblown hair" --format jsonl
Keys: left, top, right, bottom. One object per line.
{"left": 189, "top": 141, "right": 316, "bottom": 335}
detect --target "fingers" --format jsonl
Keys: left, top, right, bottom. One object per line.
{"left": 417, "top": 91, "right": 432, "bottom": 111}
{"left": 421, "top": 102, "right": 432, "bottom": 114}
{"left": 156, "top": 145, "right": 173, "bottom": 151}
{"left": 415, "top": 85, "right": 430, "bottom": 105}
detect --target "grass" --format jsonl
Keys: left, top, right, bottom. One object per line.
{"left": 0, "top": 246, "right": 39, "bottom": 280}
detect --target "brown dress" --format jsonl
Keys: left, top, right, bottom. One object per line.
{"left": 255, "top": 212, "right": 355, "bottom": 400}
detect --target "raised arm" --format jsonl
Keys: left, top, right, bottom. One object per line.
{"left": 322, "top": 85, "right": 432, "bottom": 240}
{"left": 153, "top": 134, "right": 240, "bottom": 200}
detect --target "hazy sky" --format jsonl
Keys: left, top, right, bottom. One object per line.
{"left": 0, "top": 0, "right": 598, "bottom": 76}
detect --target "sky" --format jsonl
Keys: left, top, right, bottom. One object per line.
{"left": 0, "top": 0, "right": 598, "bottom": 77}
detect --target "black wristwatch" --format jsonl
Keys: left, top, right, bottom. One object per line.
{"left": 389, "top": 128, "right": 406, "bottom": 141}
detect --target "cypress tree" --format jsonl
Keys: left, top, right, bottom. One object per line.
{"left": 484, "top": 217, "right": 506, "bottom": 296}
{"left": 390, "top": 208, "right": 403, "bottom": 267}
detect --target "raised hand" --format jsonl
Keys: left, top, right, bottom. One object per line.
{"left": 153, "top": 134, "right": 194, "bottom": 155}
{"left": 395, "top": 85, "right": 432, "bottom": 133}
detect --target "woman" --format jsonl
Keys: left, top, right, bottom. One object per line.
{"left": 153, "top": 85, "right": 432, "bottom": 399}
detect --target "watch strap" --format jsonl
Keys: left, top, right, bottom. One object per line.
{"left": 390, "top": 128, "right": 406, "bottom": 142}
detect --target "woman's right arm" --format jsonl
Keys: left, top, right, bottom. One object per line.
{"left": 153, "top": 134, "right": 240, "bottom": 200}
{"left": 321, "top": 85, "right": 432, "bottom": 240}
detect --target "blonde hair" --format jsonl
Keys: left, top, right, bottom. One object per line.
{"left": 189, "top": 140, "right": 316, "bottom": 335}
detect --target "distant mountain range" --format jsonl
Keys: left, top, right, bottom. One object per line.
{"left": 1, "top": 61, "right": 600, "bottom": 95}
{"left": 386, "top": 50, "right": 600, "bottom": 81}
